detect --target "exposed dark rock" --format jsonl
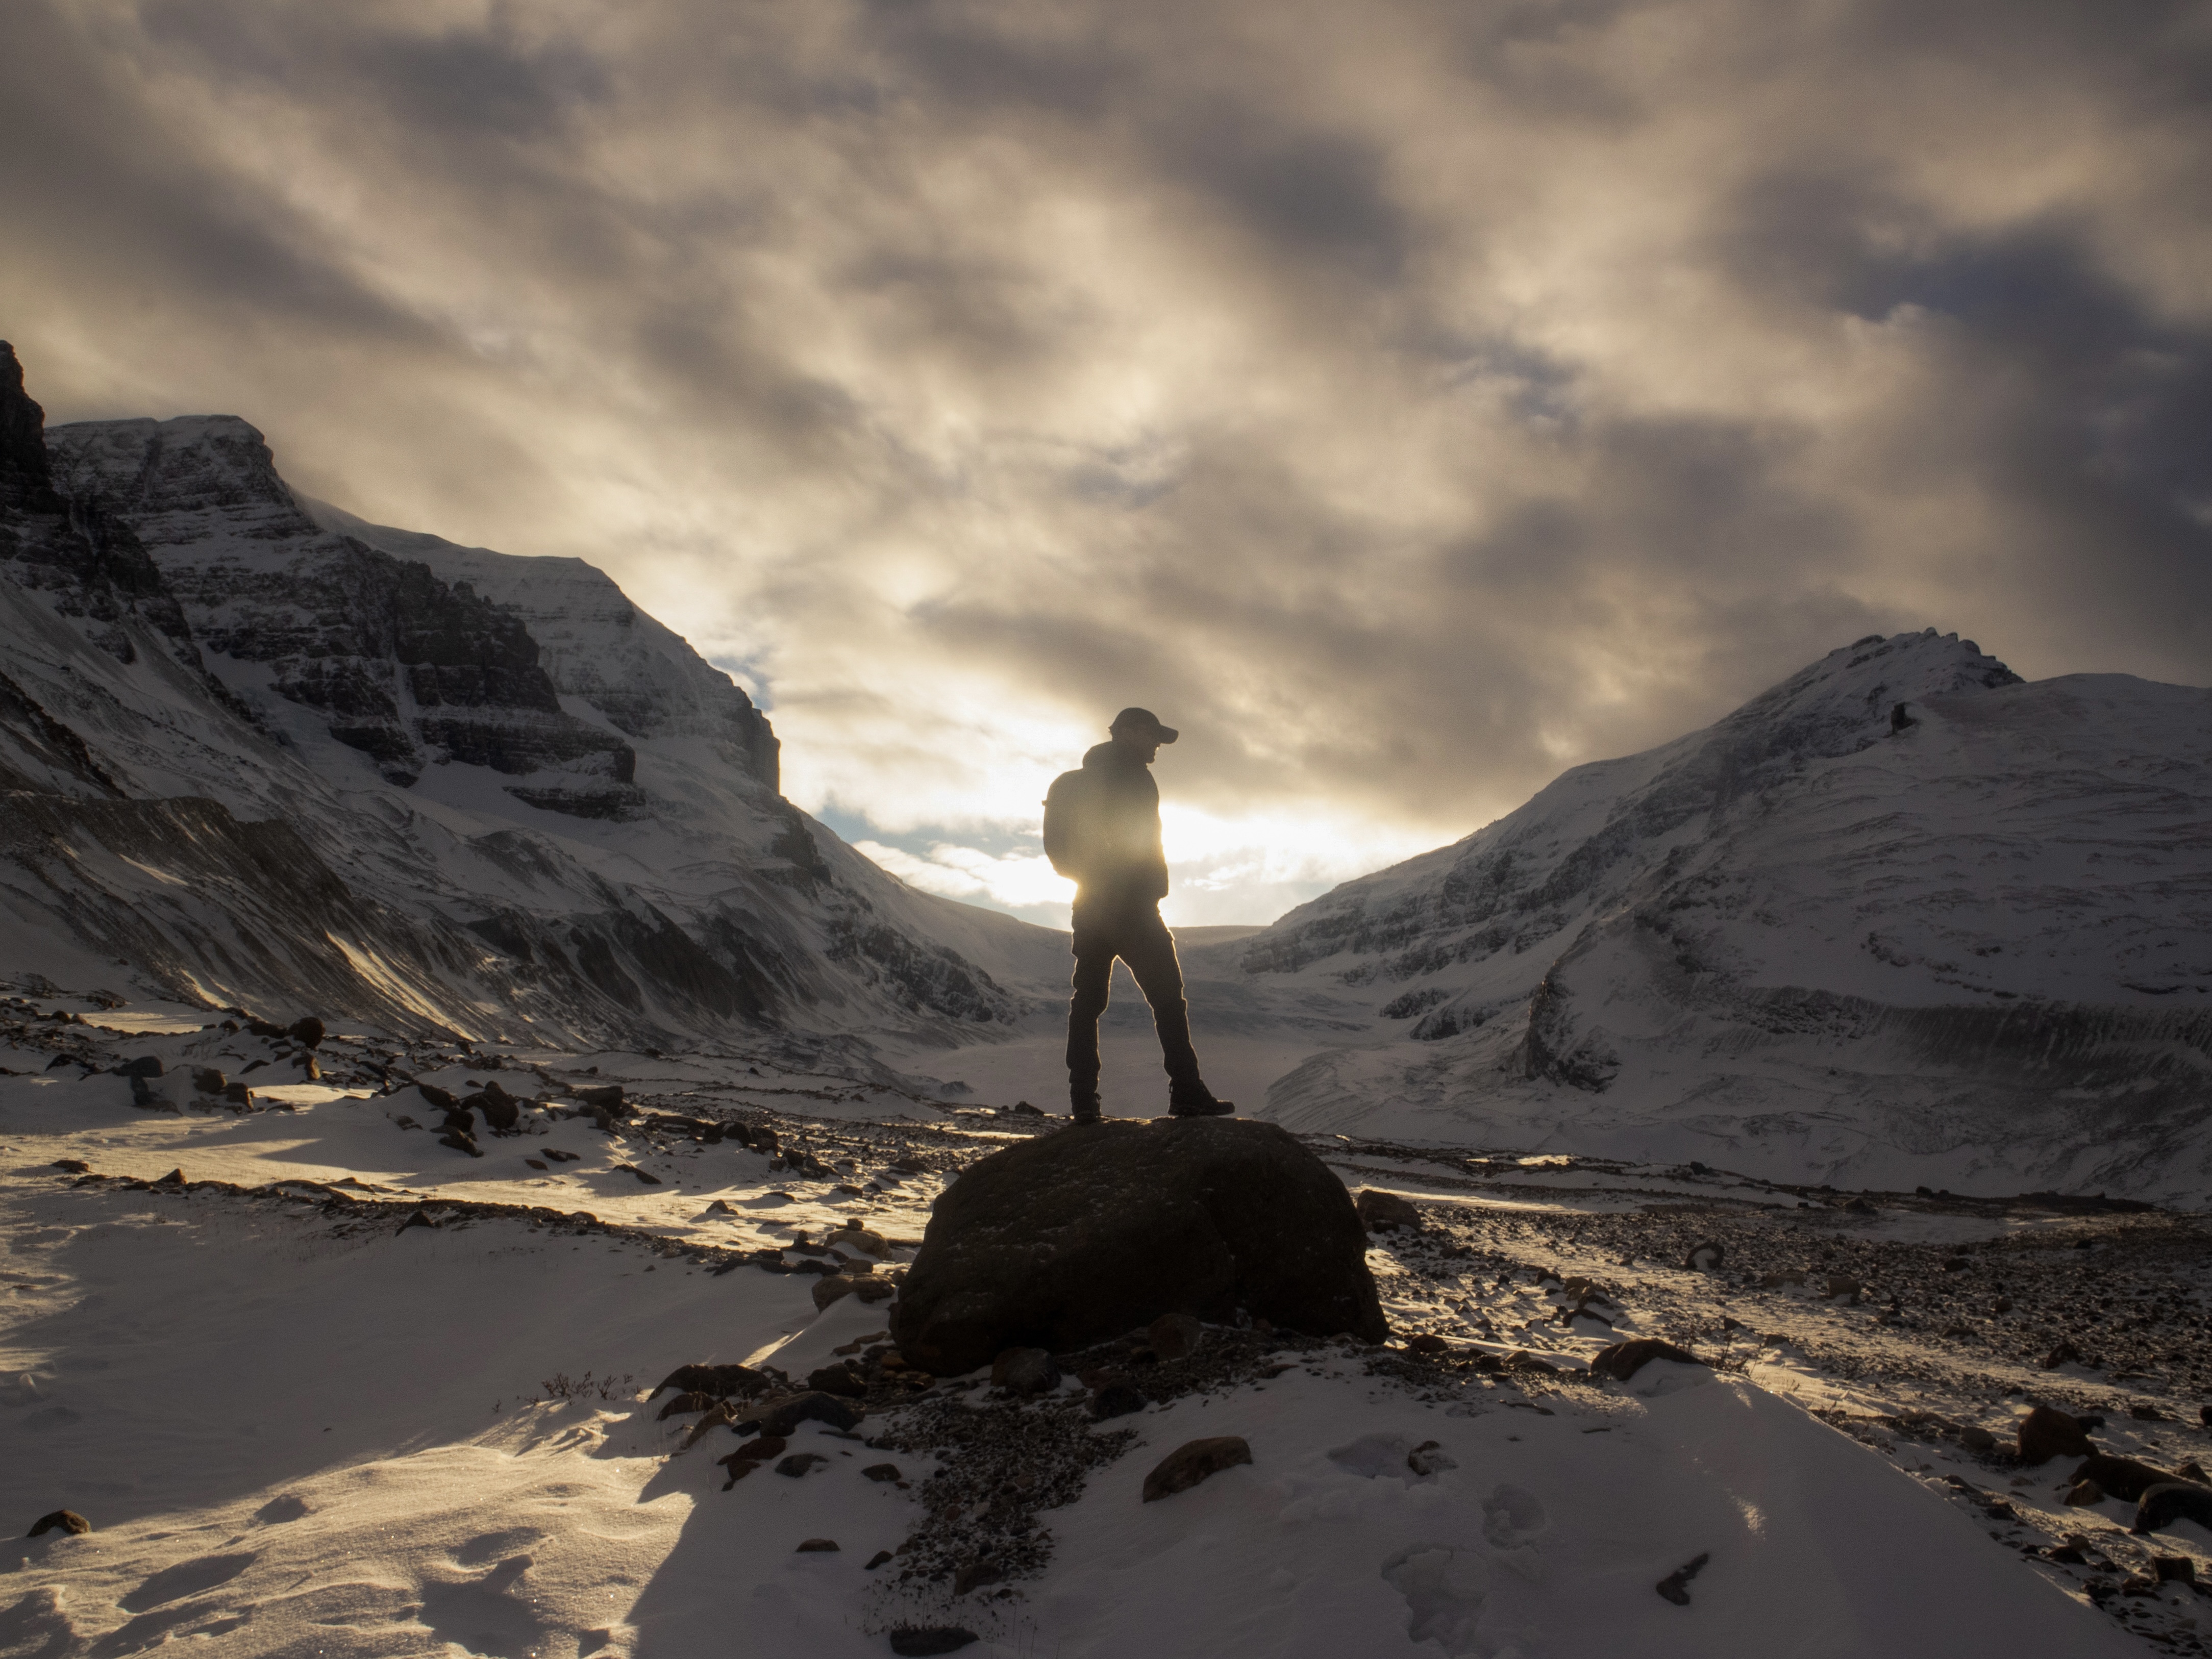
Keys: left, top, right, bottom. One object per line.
{"left": 892, "top": 1118, "right": 1385, "bottom": 1375}
{"left": 989, "top": 1348, "right": 1061, "bottom": 1395}
{"left": 26, "top": 1510, "right": 89, "bottom": 1538}
{"left": 865, "top": 1549, "right": 893, "bottom": 1569}
{"left": 888, "top": 1629, "right": 978, "bottom": 1656}
{"left": 648, "top": 1363, "right": 766, "bottom": 1401}
{"left": 1146, "top": 1312, "right": 1202, "bottom": 1362}
{"left": 795, "top": 1537, "right": 839, "bottom": 1551}
{"left": 117, "top": 1055, "right": 162, "bottom": 1078}
{"left": 1355, "top": 1189, "right": 1422, "bottom": 1233}
{"left": 2072, "top": 1454, "right": 2199, "bottom": 1504}
{"left": 775, "top": 1453, "right": 827, "bottom": 1478}
{"left": 612, "top": 1163, "right": 661, "bottom": 1185}
{"left": 50, "top": 1159, "right": 88, "bottom": 1174}
{"left": 2135, "top": 1484, "right": 2212, "bottom": 1536}
{"left": 288, "top": 1016, "right": 326, "bottom": 1049}
{"left": 656, "top": 1392, "right": 718, "bottom": 1421}
{"left": 742, "top": 1392, "right": 864, "bottom": 1437}
{"left": 2019, "top": 1405, "right": 2094, "bottom": 1465}
{"left": 1656, "top": 1552, "right": 1710, "bottom": 1606}
{"left": 1590, "top": 1339, "right": 1703, "bottom": 1381}
{"left": 807, "top": 1365, "right": 866, "bottom": 1399}
{"left": 439, "top": 1132, "right": 483, "bottom": 1158}
{"left": 1141, "top": 1436, "right": 1252, "bottom": 1502}
{"left": 862, "top": 1464, "right": 902, "bottom": 1482}
{"left": 2066, "top": 1480, "right": 2106, "bottom": 1507}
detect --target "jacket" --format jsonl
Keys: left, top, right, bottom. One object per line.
{"left": 1042, "top": 742, "right": 1169, "bottom": 908}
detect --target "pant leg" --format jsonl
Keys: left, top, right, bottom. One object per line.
{"left": 1117, "top": 908, "right": 1204, "bottom": 1090}
{"left": 1065, "top": 941, "right": 1115, "bottom": 1094}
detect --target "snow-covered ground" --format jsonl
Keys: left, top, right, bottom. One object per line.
{"left": 7, "top": 1001, "right": 2199, "bottom": 1658}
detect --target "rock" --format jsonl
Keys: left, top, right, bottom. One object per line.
{"left": 153, "top": 1168, "right": 185, "bottom": 1187}
{"left": 893, "top": 1118, "right": 1385, "bottom": 1375}
{"left": 2065, "top": 1479, "right": 2106, "bottom": 1506}
{"left": 889, "top": 1629, "right": 979, "bottom": 1656}
{"left": 575, "top": 1084, "right": 627, "bottom": 1111}
{"left": 1406, "top": 1334, "right": 1449, "bottom": 1356}
{"left": 745, "top": 1392, "right": 863, "bottom": 1437}
{"left": 417, "top": 1083, "right": 459, "bottom": 1112}
{"left": 1758, "top": 1270, "right": 1805, "bottom": 1290}
{"left": 438, "top": 1132, "right": 483, "bottom": 1158}
{"left": 1821, "top": 1275, "right": 1861, "bottom": 1302}
{"left": 1090, "top": 1381, "right": 1148, "bottom": 1421}
{"left": 288, "top": 1016, "right": 326, "bottom": 1048}
{"left": 656, "top": 1391, "right": 718, "bottom": 1420}
{"left": 2153, "top": 1554, "right": 2197, "bottom": 1583}
{"left": 1589, "top": 1339, "right": 1702, "bottom": 1381}
{"left": 1354, "top": 1189, "right": 1422, "bottom": 1233}
{"left": 2019, "top": 1405, "right": 2094, "bottom": 1464}
{"left": 865, "top": 1550, "right": 893, "bottom": 1569}
{"left": 191, "top": 1068, "right": 227, "bottom": 1093}
{"left": 2042, "top": 1339, "right": 2084, "bottom": 1370}
{"left": 806, "top": 1365, "right": 865, "bottom": 1399}
{"left": 1842, "top": 1197, "right": 1876, "bottom": 1215}
{"left": 813, "top": 1274, "right": 861, "bottom": 1312}
{"left": 826, "top": 1226, "right": 893, "bottom": 1259}
{"left": 863, "top": 1463, "right": 902, "bottom": 1482}
{"left": 1655, "top": 1551, "right": 1710, "bottom": 1606}
{"left": 49, "top": 1159, "right": 88, "bottom": 1174}
{"left": 953, "top": 1561, "right": 1003, "bottom": 1594}
{"left": 117, "top": 1055, "right": 162, "bottom": 1077}
{"left": 730, "top": 1436, "right": 787, "bottom": 1463}
{"left": 2075, "top": 1454, "right": 2201, "bottom": 1504}
{"left": 649, "top": 1362, "right": 766, "bottom": 1400}
{"left": 471, "top": 1084, "right": 520, "bottom": 1133}
{"left": 796, "top": 1537, "right": 839, "bottom": 1551}
{"left": 990, "top": 1347, "right": 1061, "bottom": 1394}
{"left": 850, "top": 1277, "right": 897, "bottom": 1304}
{"left": 1141, "top": 1436, "right": 1252, "bottom": 1502}
{"left": 1960, "top": 1425, "right": 1996, "bottom": 1453}
{"left": 2201, "top": 1404, "right": 2212, "bottom": 1429}
{"left": 776, "top": 1453, "right": 827, "bottom": 1478}
{"left": 1684, "top": 1241, "right": 1725, "bottom": 1271}
{"left": 1147, "top": 1312, "right": 1202, "bottom": 1362}
{"left": 715, "top": 1454, "right": 760, "bottom": 1487}
{"left": 613, "top": 1163, "right": 661, "bottom": 1185}
{"left": 26, "top": 1510, "right": 89, "bottom": 1538}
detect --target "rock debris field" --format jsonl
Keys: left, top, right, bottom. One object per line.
{"left": 2, "top": 993, "right": 2203, "bottom": 1656}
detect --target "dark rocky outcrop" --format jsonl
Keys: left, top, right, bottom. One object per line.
{"left": 891, "top": 1118, "right": 1386, "bottom": 1375}
{"left": 2019, "top": 1405, "right": 2095, "bottom": 1465}
{"left": 1141, "top": 1437, "right": 1252, "bottom": 1501}
{"left": 1589, "top": 1338, "right": 1703, "bottom": 1381}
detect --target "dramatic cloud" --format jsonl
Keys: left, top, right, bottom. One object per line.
{"left": 5, "top": 0, "right": 2208, "bottom": 924}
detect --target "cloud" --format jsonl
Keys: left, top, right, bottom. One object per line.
{"left": 5, "top": 0, "right": 2208, "bottom": 921}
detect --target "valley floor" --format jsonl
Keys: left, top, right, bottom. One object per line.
{"left": 2, "top": 997, "right": 2202, "bottom": 1657}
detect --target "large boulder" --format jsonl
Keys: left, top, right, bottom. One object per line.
{"left": 890, "top": 1117, "right": 1385, "bottom": 1374}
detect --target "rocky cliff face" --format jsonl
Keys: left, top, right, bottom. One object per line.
{"left": 0, "top": 343, "right": 1064, "bottom": 1049}
{"left": 1228, "top": 632, "right": 2212, "bottom": 1200}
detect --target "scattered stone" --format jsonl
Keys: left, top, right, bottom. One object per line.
{"left": 191, "top": 1067, "right": 227, "bottom": 1093}
{"left": 575, "top": 1084, "right": 626, "bottom": 1111}
{"left": 417, "top": 1083, "right": 459, "bottom": 1112}
{"left": 1959, "top": 1425, "right": 1996, "bottom": 1453}
{"left": 1405, "top": 1333, "right": 1449, "bottom": 1356}
{"left": 395, "top": 1208, "right": 439, "bottom": 1235}
{"left": 863, "top": 1463, "right": 902, "bottom": 1482}
{"left": 2018, "top": 1405, "right": 2094, "bottom": 1465}
{"left": 715, "top": 1455, "right": 761, "bottom": 1489}
{"left": 2066, "top": 1479, "right": 2107, "bottom": 1507}
{"left": 1141, "top": 1436, "right": 1253, "bottom": 1502}
{"left": 745, "top": 1392, "right": 864, "bottom": 1437}
{"left": 1090, "top": 1381, "right": 1148, "bottom": 1421}
{"left": 1821, "top": 1275, "right": 1861, "bottom": 1303}
{"left": 49, "top": 1159, "right": 87, "bottom": 1174}
{"left": 1590, "top": 1339, "right": 1702, "bottom": 1381}
{"left": 2073, "top": 1453, "right": 2197, "bottom": 1504}
{"left": 649, "top": 1363, "right": 766, "bottom": 1400}
{"left": 2155, "top": 1555, "right": 2198, "bottom": 1583}
{"left": 525, "top": 1159, "right": 547, "bottom": 1171}
{"left": 117, "top": 1055, "right": 162, "bottom": 1077}
{"left": 1656, "top": 1552, "right": 1710, "bottom": 1605}
{"left": 796, "top": 1537, "right": 839, "bottom": 1552}
{"left": 888, "top": 1629, "right": 978, "bottom": 1656}
{"left": 1355, "top": 1189, "right": 1422, "bottom": 1233}
{"left": 807, "top": 1365, "right": 866, "bottom": 1399}
{"left": 471, "top": 1084, "right": 520, "bottom": 1133}
{"left": 438, "top": 1132, "right": 483, "bottom": 1158}
{"left": 2042, "top": 1339, "right": 2084, "bottom": 1370}
{"left": 729, "top": 1436, "right": 787, "bottom": 1463}
{"left": 1147, "top": 1311, "right": 1203, "bottom": 1362}
{"left": 288, "top": 1016, "right": 326, "bottom": 1048}
{"left": 865, "top": 1549, "right": 893, "bottom": 1569}
{"left": 26, "top": 1511, "right": 89, "bottom": 1538}
{"left": 152, "top": 1168, "right": 185, "bottom": 1188}
{"left": 776, "top": 1454, "right": 827, "bottom": 1478}
{"left": 1842, "top": 1197, "right": 1876, "bottom": 1215}
{"left": 990, "top": 1347, "right": 1061, "bottom": 1395}
{"left": 893, "top": 1118, "right": 1385, "bottom": 1375}
{"left": 656, "top": 1391, "right": 718, "bottom": 1420}
{"left": 2135, "top": 1482, "right": 2212, "bottom": 1535}
{"left": 612, "top": 1163, "right": 662, "bottom": 1185}
{"left": 826, "top": 1226, "right": 893, "bottom": 1259}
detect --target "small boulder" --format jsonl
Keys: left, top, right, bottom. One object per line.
{"left": 417, "top": 1083, "right": 459, "bottom": 1112}
{"left": 776, "top": 1453, "right": 827, "bottom": 1478}
{"left": 439, "top": 1132, "right": 483, "bottom": 1158}
{"left": 1406, "top": 1440, "right": 1456, "bottom": 1476}
{"left": 1590, "top": 1339, "right": 1701, "bottom": 1381}
{"left": 1147, "top": 1311, "right": 1203, "bottom": 1361}
{"left": 806, "top": 1365, "right": 865, "bottom": 1399}
{"left": 191, "top": 1068, "right": 227, "bottom": 1094}
{"left": 1684, "top": 1242, "right": 1725, "bottom": 1271}
{"left": 990, "top": 1347, "right": 1061, "bottom": 1394}
{"left": 745, "top": 1392, "right": 863, "bottom": 1437}
{"left": 1405, "top": 1334, "right": 1449, "bottom": 1356}
{"left": 863, "top": 1464, "right": 902, "bottom": 1482}
{"left": 649, "top": 1362, "right": 765, "bottom": 1401}
{"left": 1090, "top": 1381, "right": 1147, "bottom": 1421}
{"left": 865, "top": 1550, "right": 893, "bottom": 1569}
{"left": 117, "top": 1055, "right": 162, "bottom": 1078}
{"left": 575, "top": 1084, "right": 627, "bottom": 1111}
{"left": 613, "top": 1163, "right": 662, "bottom": 1186}
{"left": 1141, "top": 1436, "right": 1252, "bottom": 1502}
{"left": 470, "top": 1084, "right": 520, "bottom": 1133}
{"left": 26, "top": 1511, "right": 89, "bottom": 1538}
{"left": 2042, "top": 1339, "right": 2084, "bottom": 1370}
{"left": 50, "top": 1159, "right": 88, "bottom": 1174}
{"left": 825, "top": 1226, "right": 893, "bottom": 1259}
{"left": 1959, "top": 1425, "right": 1996, "bottom": 1453}
{"left": 287, "top": 1016, "right": 326, "bottom": 1049}
{"left": 2074, "top": 1453, "right": 2200, "bottom": 1504}
{"left": 2065, "top": 1479, "right": 2107, "bottom": 1507}
{"left": 2138, "top": 1482, "right": 2212, "bottom": 1536}
{"left": 795, "top": 1537, "right": 839, "bottom": 1551}
{"left": 2018, "top": 1405, "right": 2093, "bottom": 1465}
{"left": 1354, "top": 1189, "right": 1422, "bottom": 1233}
{"left": 893, "top": 1118, "right": 1385, "bottom": 1375}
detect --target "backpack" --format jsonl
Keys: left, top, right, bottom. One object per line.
{"left": 1041, "top": 768, "right": 1096, "bottom": 878}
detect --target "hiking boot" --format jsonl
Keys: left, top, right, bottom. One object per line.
{"left": 1166, "top": 1088, "right": 1234, "bottom": 1118}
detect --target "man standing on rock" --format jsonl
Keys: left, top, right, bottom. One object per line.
{"left": 1043, "top": 708, "right": 1233, "bottom": 1125}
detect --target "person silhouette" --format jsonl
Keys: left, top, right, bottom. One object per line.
{"left": 1042, "top": 708, "right": 1233, "bottom": 1125}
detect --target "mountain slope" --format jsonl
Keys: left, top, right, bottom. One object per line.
{"left": 0, "top": 342, "right": 1065, "bottom": 1048}
{"left": 1229, "top": 633, "right": 2212, "bottom": 1199}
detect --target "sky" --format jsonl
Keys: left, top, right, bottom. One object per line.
{"left": 5, "top": 0, "right": 2209, "bottom": 928}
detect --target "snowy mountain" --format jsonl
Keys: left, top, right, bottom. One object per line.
{"left": 1226, "top": 633, "right": 2212, "bottom": 1200}
{"left": 0, "top": 342, "right": 1065, "bottom": 1051}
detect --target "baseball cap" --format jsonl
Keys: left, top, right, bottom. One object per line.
{"left": 1109, "top": 707, "right": 1179, "bottom": 743}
